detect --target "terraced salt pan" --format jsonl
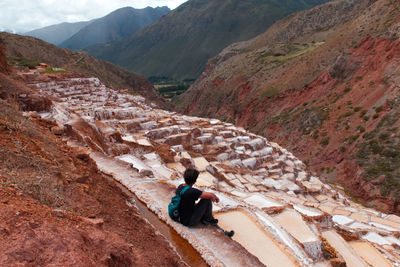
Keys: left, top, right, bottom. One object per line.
{"left": 32, "top": 77, "right": 400, "bottom": 266}
{"left": 196, "top": 172, "right": 216, "bottom": 187}
{"left": 370, "top": 216, "right": 400, "bottom": 231}
{"left": 275, "top": 210, "right": 318, "bottom": 243}
{"left": 216, "top": 210, "right": 297, "bottom": 267}
{"left": 350, "top": 213, "right": 369, "bottom": 224}
{"left": 293, "top": 205, "right": 323, "bottom": 217}
{"left": 254, "top": 212, "right": 312, "bottom": 266}
{"left": 363, "top": 232, "right": 391, "bottom": 246}
{"left": 332, "top": 215, "right": 354, "bottom": 225}
{"left": 117, "top": 154, "right": 150, "bottom": 173}
{"left": 334, "top": 208, "right": 352, "bottom": 216}
{"left": 230, "top": 190, "right": 250, "bottom": 198}
{"left": 322, "top": 230, "right": 367, "bottom": 267}
{"left": 213, "top": 193, "right": 240, "bottom": 210}
{"left": 349, "top": 241, "right": 392, "bottom": 267}
{"left": 369, "top": 221, "right": 400, "bottom": 232}
{"left": 179, "top": 151, "right": 192, "bottom": 159}
{"left": 348, "top": 222, "right": 373, "bottom": 230}
{"left": 136, "top": 138, "right": 152, "bottom": 147}
{"left": 386, "top": 214, "right": 400, "bottom": 224}
{"left": 243, "top": 194, "right": 284, "bottom": 209}
{"left": 166, "top": 162, "right": 186, "bottom": 173}
{"left": 193, "top": 157, "right": 210, "bottom": 171}
{"left": 274, "top": 209, "right": 321, "bottom": 259}
{"left": 386, "top": 235, "right": 400, "bottom": 246}
{"left": 145, "top": 161, "right": 173, "bottom": 179}
{"left": 91, "top": 152, "right": 264, "bottom": 267}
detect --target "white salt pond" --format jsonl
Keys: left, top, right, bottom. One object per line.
{"left": 216, "top": 210, "right": 297, "bottom": 267}
{"left": 193, "top": 157, "right": 210, "bottom": 171}
{"left": 166, "top": 162, "right": 186, "bottom": 173}
{"left": 137, "top": 138, "right": 152, "bottom": 147}
{"left": 117, "top": 154, "right": 150, "bottom": 173}
{"left": 121, "top": 135, "right": 135, "bottom": 142}
{"left": 293, "top": 205, "right": 323, "bottom": 217}
{"left": 363, "top": 232, "right": 391, "bottom": 246}
{"left": 145, "top": 162, "right": 173, "bottom": 179}
{"left": 332, "top": 215, "right": 354, "bottom": 225}
{"left": 274, "top": 210, "right": 318, "bottom": 244}
{"left": 369, "top": 221, "right": 400, "bottom": 232}
{"left": 322, "top": 230, "right": 367, "bottom": 267}
{"left": 196, "top": 172, "right": 216, "bottom": 187}
{"left": 349, "top": 241, "right": 392, "bottom": 267}
{"left": 274, "top": 210, "right": 322, "bottom": 260}
{"left": 244, "top": 194, "right": 284, "bottom": 209}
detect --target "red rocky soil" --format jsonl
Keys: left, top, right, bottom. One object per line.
{"left": 0, "top": 54, "right": 186, "bottom": 266}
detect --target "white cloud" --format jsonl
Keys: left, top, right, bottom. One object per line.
{"left": 0, "top": 0, "right": 187, "bottom": 33}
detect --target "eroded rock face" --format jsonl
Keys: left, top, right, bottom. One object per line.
{"left": 27, "top": 75, "right": 400, "bottom": 267}
{"left": 328, "top": 53, "right": 360, "bottom": 79}
{"left": 18, "top": 94, "right": 52, "bottom": 112}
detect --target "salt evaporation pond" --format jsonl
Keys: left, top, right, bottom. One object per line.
{"left": 243, "top": 194, "right": 284, "bottom": 209}
{"left": 216, "top": 210, "right": 297, "bottom": 267}
{"left": 349, "top": 241, "right": 391, "bottom": 267}
{"left": 322, "top": 230, "right": 367, "bottom": 267}
{"left": 274, "top": 210, "right": 318, "bottom": 244}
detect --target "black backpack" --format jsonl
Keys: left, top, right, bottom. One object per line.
{"left": 168, "top": 186, "right": 190, "bottom": 221}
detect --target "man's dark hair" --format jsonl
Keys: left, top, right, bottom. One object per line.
{"left": 184, "top": 168, "right": 199, "bottom": 185}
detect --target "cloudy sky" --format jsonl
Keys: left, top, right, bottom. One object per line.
{"left": 0, "top": 0, "right": 188, "bottom": 33}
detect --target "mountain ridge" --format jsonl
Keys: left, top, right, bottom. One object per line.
{"left": 24, "top": 21, "right": 92, "bottom": 45}
{"left": 60, "top": 6, "right": 170, "bottom": 50}
{"left": 85, "top": 0, "right": 331, "bottom": 80}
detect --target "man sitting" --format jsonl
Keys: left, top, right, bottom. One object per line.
{"left": 176, "top": 168, "right": 219, "bottom": 226}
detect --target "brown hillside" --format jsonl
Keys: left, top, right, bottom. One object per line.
{"left": 0, "top": 42, "right": 8, "bottom": 74}
{"left": 0, "top": 32, "right": 170, "bottom": 109}
{"left": 177, "top": 0, "right": 400, "bottom": 214}
{"left": 0, "top": 49, "right": 185, "bottom": 266}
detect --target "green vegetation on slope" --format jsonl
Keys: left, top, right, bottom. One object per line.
{"left": 150, "top": 76, "right": 194, "bottom": 99}
{"left": 6, "top": 56, "right": 39, "bottom": 69}
{"left": 357, "top": 111, "right": 400, "bottom": 201}
{"left": 257, "top": 42, "right": 325, "bottom": 65}
{"left": 85, "top": 0, "right": 330, "bottom": 80}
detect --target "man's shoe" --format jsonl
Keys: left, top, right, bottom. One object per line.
{"left": 209, "top": 218, "right": 218, "bottom": 225}
{"left": 225, "top": 230, "right": 234, "bottom": 237}
{"left": 202, "top": 218, "right": 218, "bottom": 226}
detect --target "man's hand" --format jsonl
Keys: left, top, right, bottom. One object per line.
{"left": 200, "top": 192, "right": 219, "bottom": 203}
{"left": 212, "top": 193, "right": 220, "bottom": 203}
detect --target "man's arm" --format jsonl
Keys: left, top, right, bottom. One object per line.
{"left": 200, "top": 192, "right": 219, "bottom": 203}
